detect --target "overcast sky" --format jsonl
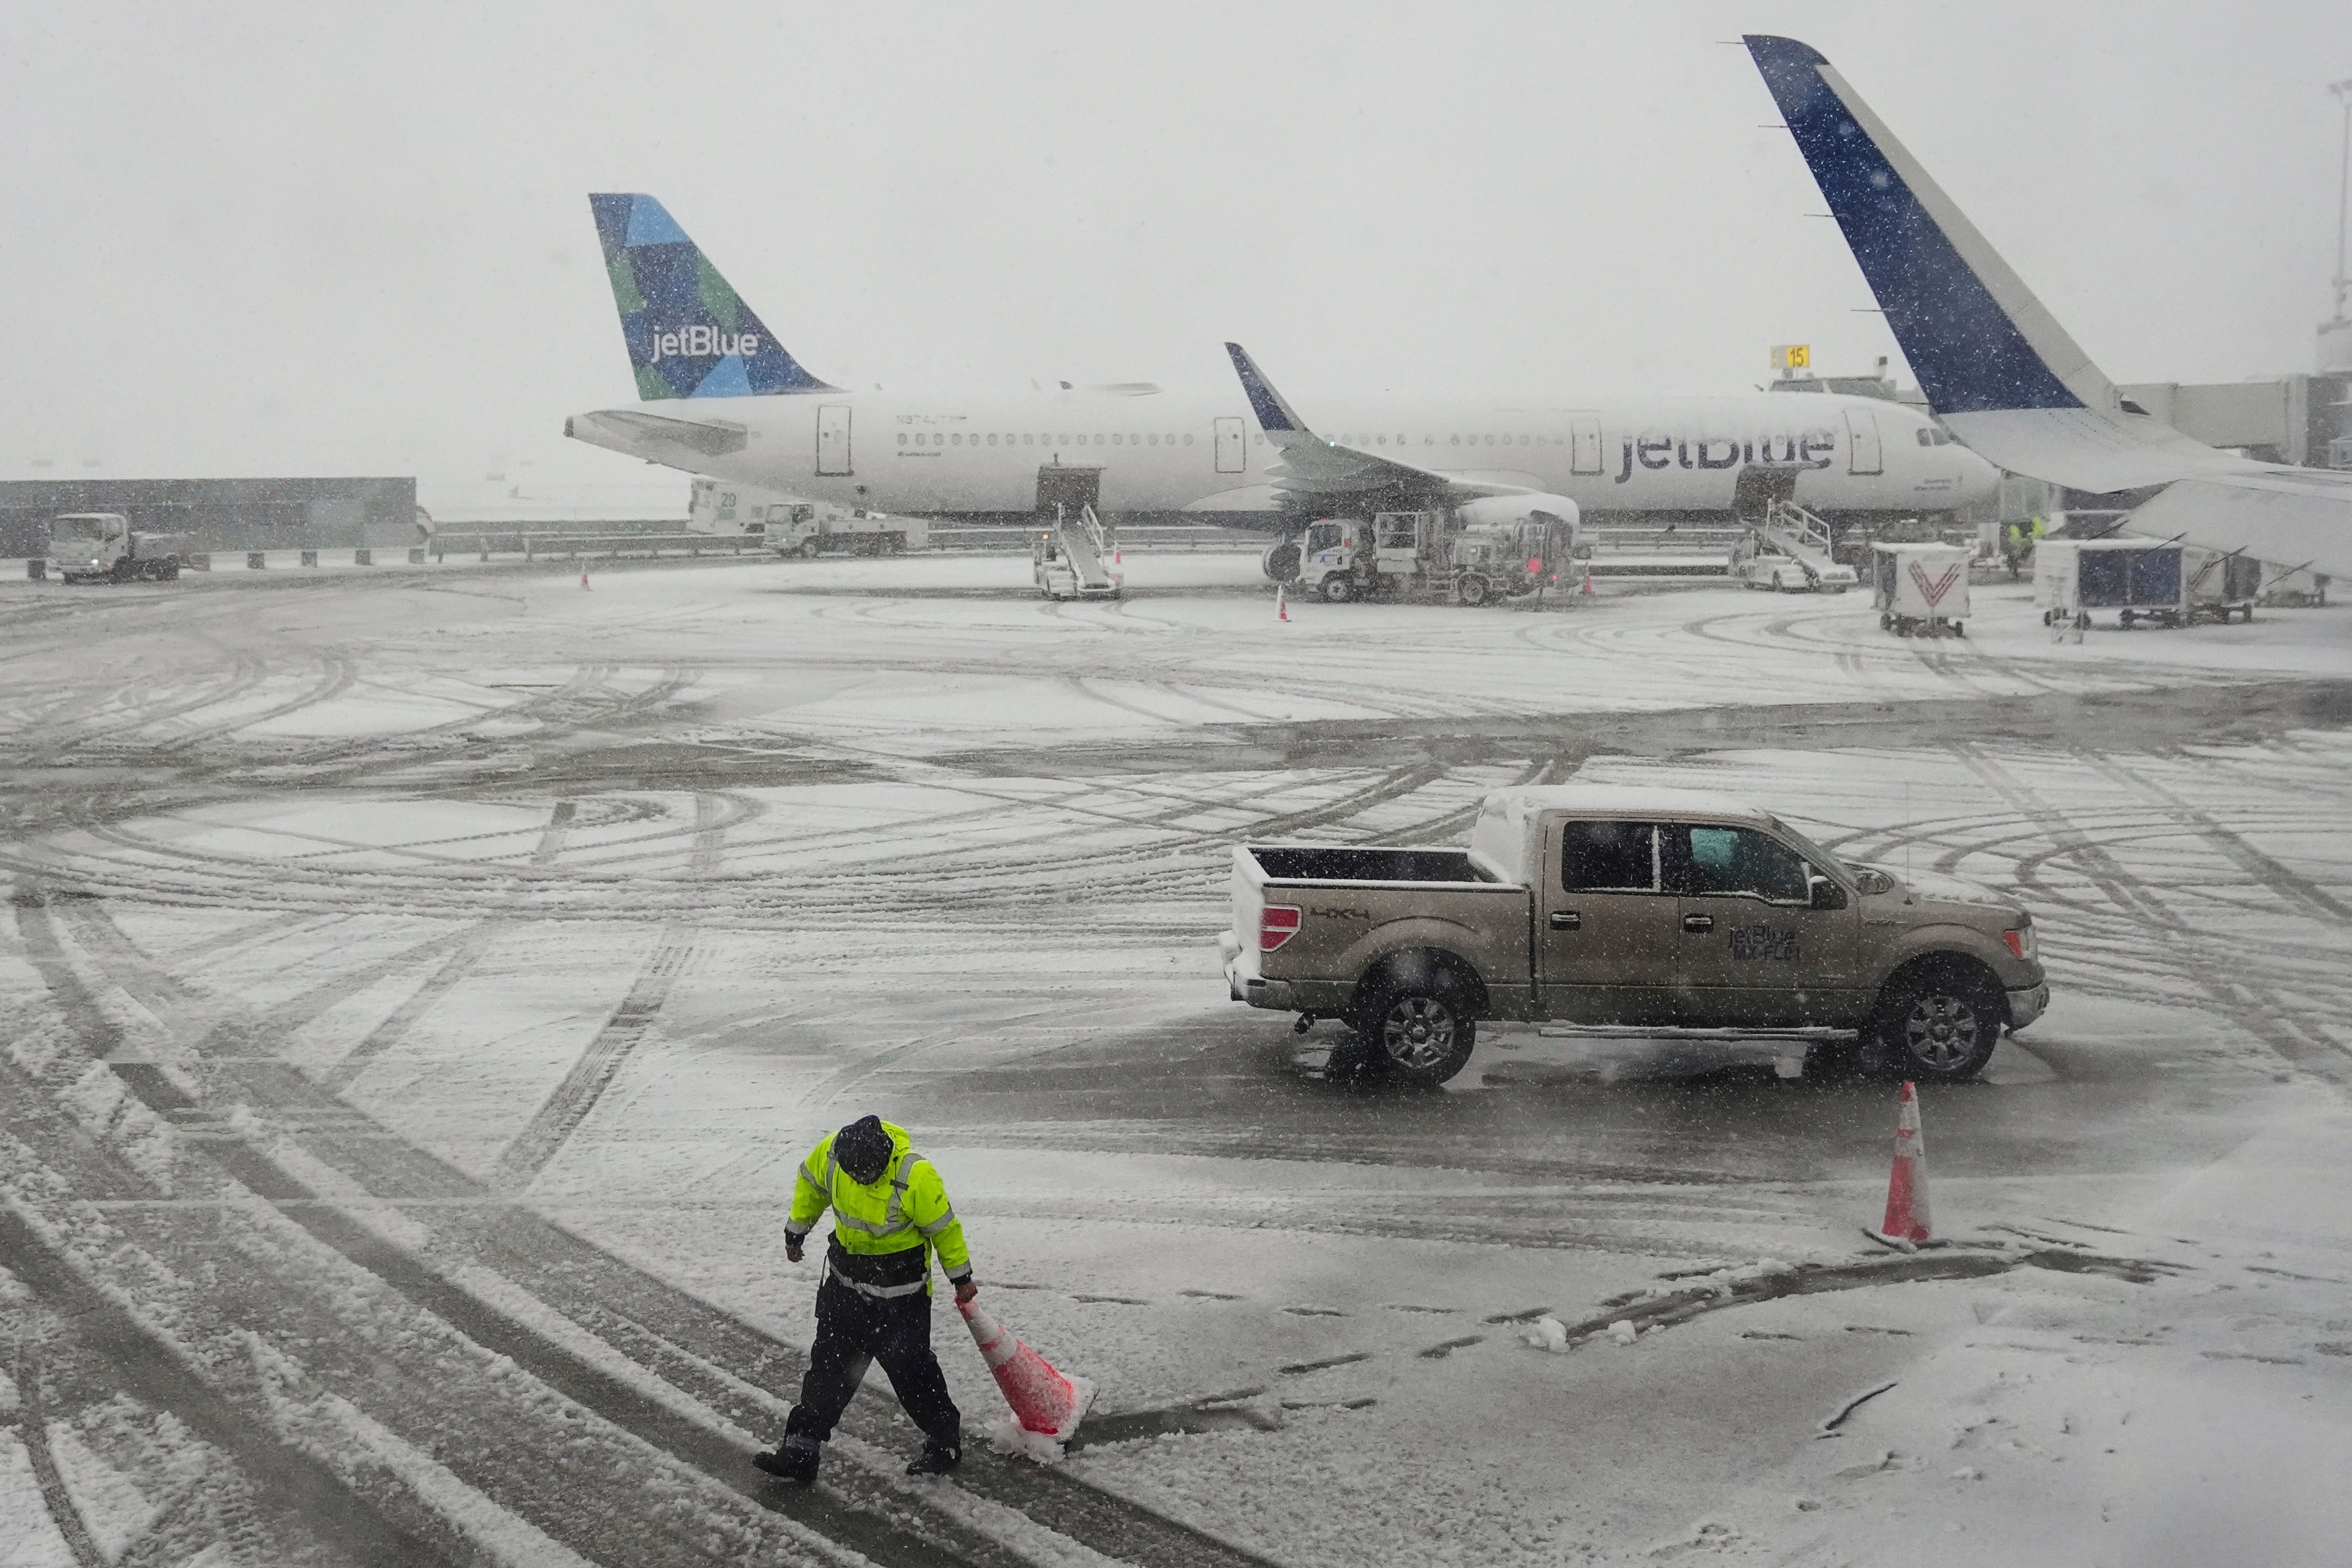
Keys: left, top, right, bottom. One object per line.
{"left": 3, "top": 1, "right": 2343, "bottom": 511}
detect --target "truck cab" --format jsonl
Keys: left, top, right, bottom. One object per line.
{"left": 51, "top": 513, "right": 190, "bottom": 583}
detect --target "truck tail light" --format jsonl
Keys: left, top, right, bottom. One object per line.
{"left": 2003, "top": 927, "right": 2036, "bottom": 961}
{"left": 1260, "top": 906, "right": 1302, "bottom": 952}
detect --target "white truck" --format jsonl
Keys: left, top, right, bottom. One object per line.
{"left": 1287, "top": 508, "right": 1575, "bottom": 606}
{"left": 688, "top": 479, "right": 926, "bottom": 557}
{"left": 49, "top": 513, "right": 202, "bottom": 583}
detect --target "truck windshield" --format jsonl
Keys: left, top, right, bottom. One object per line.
{"left": 1768, "top": 818, "right": 1855, "bottom": 883}
{"left": 57, "top": 517, "right": 113, "bottom": 541}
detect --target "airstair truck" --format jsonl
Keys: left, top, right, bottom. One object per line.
{"left": 1871, "top": 542, "right": 1971, "bottom": 637}
{"left": 50, "top": 513, "right": 201, "bottom": 583}
{"left": 1033, "top": 504, "right": 1123, "bottom": 600}
{"left": 1728, "top": 497, "right": 1859, "bottom": 593}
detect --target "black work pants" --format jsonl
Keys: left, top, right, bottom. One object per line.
{"left": 784, "top": 1274, "right": 961, "bottom": 1448}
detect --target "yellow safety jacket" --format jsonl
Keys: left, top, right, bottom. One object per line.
{"left": 786, "top": 1121, "right": 971, "bottom": 1299}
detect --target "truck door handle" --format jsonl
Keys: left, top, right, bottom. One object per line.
{"left": 1549, "top": 911, "right": 1580, "bottom": 930}
{"left": 1682, "top": 913, "right": 1714, "bottom": 934}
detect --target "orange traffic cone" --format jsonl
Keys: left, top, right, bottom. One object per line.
{"left": 1277, "top": 584, "right": 1290, "bottom": 622}
{"left": 1877, "top": 1081, "right": 1933, "bottom": 1244}
{"left": 1580, "top": 570, "right": 1594, "bottom": 596}
{"left": 580, "top": 569, "right": 590, "bottom": 590}
{"left": 958, "top": 1298, "right": 1093, "bottom": 1442}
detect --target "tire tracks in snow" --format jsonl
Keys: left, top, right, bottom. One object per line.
{"left": 15, "top": 893, "right": 1283, "bottom": 1568}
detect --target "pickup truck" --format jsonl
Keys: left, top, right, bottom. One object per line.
{"left": 1219, "top": 785, "right": 2048, "bottom": 1086}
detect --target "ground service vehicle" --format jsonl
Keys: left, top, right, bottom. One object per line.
{"left": 50, "top": 513, "right": 201, "bottom": 583}
{"left": 1727, "top": 498, "right": 1858, "bottom": 593}
{"left": 1219, "top": 785, "right": 2047, "bottom": 1087}
{"left": 688, "top": 478, "right": 923, "bottom": 556}
{"left": 1033, "top": 504, "right": 1122, "bottom": 600}
{"left": 2033, "top": 539, "right": 2242, "bottom": 628}
{"left": 1871, "top": 542, "right": 1970, "bottom": 636}
{"left": 1288, "top": 507, "right": 1574, "bottom": 605}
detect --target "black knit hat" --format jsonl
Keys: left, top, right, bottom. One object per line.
{"left": 835, "top": 1115, "right": 892, "bottom": 1184}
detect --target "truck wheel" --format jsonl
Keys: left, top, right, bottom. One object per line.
{"left": 1353, "top": 976, "right": 1477, "bottom": 1087}
{"left": 797, "top": 539, "right": 821, "bottom": 559}
{"left": 1874, "top": 961, "right": 2002, "bottom": 1082}
{"left": 1320, "top": 577, "right": 1356, "bottom": 604}
{"left": 1456, "top": 574, "right": 1490, "bottom": 607}
{"left": 2119, "top": 609, "right": 2136, "bottom": 627}
{"left": 159, "top": 561, "right": 181, "bottom": 581}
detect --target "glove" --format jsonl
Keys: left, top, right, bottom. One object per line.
{"left": 954, "top": 1278, "right": 979, "bottom": 1305}
{"left": 786, "top": 1237, "right": 805, "bottom": 1264}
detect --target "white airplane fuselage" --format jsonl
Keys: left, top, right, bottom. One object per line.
{"left": 568, "top": 388, "right": 1998, "bottom": 523}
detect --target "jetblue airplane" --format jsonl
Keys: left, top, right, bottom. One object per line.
{"left": 1746, "top": 35, "right": 2352, "bottom": 579}
{"left": 564, "top": 193, "right": 1996, "bottom": 531}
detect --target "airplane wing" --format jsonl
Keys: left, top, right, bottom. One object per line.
{"left": 1744, "top": 35, "right": 2352, "bottom": 577}
{"left": 1224, "top": 342, "right": 1541, "bottom": 504}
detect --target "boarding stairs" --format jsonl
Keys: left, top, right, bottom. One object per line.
{"left": 1039, "top": 504, "right": 1123, "bottom": 599}
{"left": 1749, "top": 497, "right": 1856, "bottom": 590}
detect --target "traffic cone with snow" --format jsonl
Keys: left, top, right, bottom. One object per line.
{"left": 958, "top": 1297, "right": 1094, "bottom": 1443}
{"left": 580, "top": 568, "right": 590, "bottom": 590}
{"left": 1877, "top": 1081, "right": 1933, "bottom": 1244}
{"left": 1277, "top": 584, "right": 1290, "bottom": 622}
{"left": 1580, "top": 570, "right": 1594, "bottom": 595}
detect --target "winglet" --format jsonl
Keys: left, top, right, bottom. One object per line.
{"left": 1224, "top": 343, "right": 1310, "bottom": 435}
{"left": 589, "top": 193, "right": 838, "bottom": 399}
{"left": 1742, "top": 37, "right": 2105, "bottom": 416}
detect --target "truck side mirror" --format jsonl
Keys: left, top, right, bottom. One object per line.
{"left": 1808, "top": 874, "right": 1846, "bottom": 911}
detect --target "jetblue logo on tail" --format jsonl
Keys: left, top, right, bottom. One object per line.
{"left": 651, "top": 326, "right": 761, "bottom": 362}
{"left": 588, "top": 192, "right": 837, "bottom": 400}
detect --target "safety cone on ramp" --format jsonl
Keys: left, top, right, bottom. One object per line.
{"left": 1876, "top": 1081, "right": 1933, "bottom": 1244}
{"left": 958, "top": 1297, "right": 1095, "bottom": 1449}
{"left": 1580, "top": 570, "right": 1594, "bottom": 596}
{"left": 580, "top": 568, "right": 590, "bottom": 590}
{"left": 1277, "top": 584, "right": 1290, "bottom": 622}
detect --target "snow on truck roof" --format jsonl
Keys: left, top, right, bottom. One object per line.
{"left": 1479, "top": 785, "right": 1774, "bottom": 825}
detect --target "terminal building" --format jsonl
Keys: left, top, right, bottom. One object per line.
{"left": 0, "top": 476, "right": 418, "bottom": 559}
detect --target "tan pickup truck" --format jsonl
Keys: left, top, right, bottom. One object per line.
{"left": 1219, "top": 785, "right": 2048, "bottom": 1086}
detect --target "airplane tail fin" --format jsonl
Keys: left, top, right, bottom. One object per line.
{"left": 588, "top": 193, "right": 837, "bottom": 399}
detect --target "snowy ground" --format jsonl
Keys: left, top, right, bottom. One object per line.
{"left": 2, "top": 553, "right": 2348, "bottom": 1567}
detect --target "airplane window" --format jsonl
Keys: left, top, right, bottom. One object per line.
{"left": 1166, "top": 433, "right": 1175, "bottom": 444}
{"left": 1450, "top": 435, "right": 1460, "bottom": 445}
{"left": 1376, "top": 436, "right": 1386, "bottom": 446}
{"left": 1485, "top": 434, "right": 1495, "bottom": 445}
{"left": 897, "top": 434, "right": 908, "bottom": 446}
{"left": 1147, "top": 434, "right": 1158, "bottom": 446}
{"left": 1184, "top": 434, "right": 1194, "bottom": 445}
{"left": 1130, "top": 434, "right": 1140, "bottom": 445}
{"left": 1112, "top": 434, "right": 1122, "bottom": 446}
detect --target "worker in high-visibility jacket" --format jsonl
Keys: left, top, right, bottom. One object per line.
{"left": 753, "top": 1115, "right": 975, "bottom": 1484}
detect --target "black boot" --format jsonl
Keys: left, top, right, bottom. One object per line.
{"left": 905, "top": 1441, "right": 960, "bottom": 1476}
{"left": 754, "top": 1438, "right": 820, "bottom": 1484}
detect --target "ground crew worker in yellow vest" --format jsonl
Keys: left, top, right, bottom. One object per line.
{"left": 753, "top": 1115, "right": 975, "bottom": 1483}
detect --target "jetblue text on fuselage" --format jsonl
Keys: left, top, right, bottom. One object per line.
{"left": 1613, "top": 431, "right": 1836, "bottom": 483}
{"left": 649, "top": 325, "right": 760, "bottom": 361}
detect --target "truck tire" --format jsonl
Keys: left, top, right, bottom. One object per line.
{"left": 1352, "top": 972, "right": 1477, "bottom": 1087}
{"left": 1456, "top": 573, "right": 1491, "bottom": 607}
{"left": 1873, "top": 960, "right": 2002, "bottom": 1082}
{"left": 797, "top": 538, "right": 821, "bottom": 560}
{"left": 1320, "top": 576, "right": 1356, "bottom": 604}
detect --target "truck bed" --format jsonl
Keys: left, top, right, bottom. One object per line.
{"left": 1248, "top": 845, "right": 1500, "bottom": 885}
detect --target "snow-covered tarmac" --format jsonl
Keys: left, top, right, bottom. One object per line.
{"left": 3, "top": 552, "right": 2348, "bottom": 1566}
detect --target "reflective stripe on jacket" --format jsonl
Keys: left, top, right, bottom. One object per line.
{"left": 785, "top": 1121, "right": 970, "bottom": 1297}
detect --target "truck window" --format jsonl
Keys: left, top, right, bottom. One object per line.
{"left": 1561, "top": 821, "right": 1656, "bottom": 892}
{"left": 1663, "top": 825, "right": 1809, "bottom": 903}
{"left": 1304, "top": 522, "right": 1343, "bottom": 554}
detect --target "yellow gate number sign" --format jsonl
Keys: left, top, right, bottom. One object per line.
{"left": 1771, "top": 344, "right": 1811, "bottom": 371}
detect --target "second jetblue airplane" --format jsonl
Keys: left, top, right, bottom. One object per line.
{"left": 564, "top": 193, "right": 1996, "bottom": 530}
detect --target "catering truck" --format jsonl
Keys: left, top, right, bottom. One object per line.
{"left": 1219, "top": 785, "right": 2047, "bottom": 1087}
{"left": 49, "top": 513, "right": 202, "bottom": 583}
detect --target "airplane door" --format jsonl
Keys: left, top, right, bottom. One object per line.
{"left": 1214, "top": 417, "right": 1246, "bottom": 474}
{"left": 817, "top": 404, "right": 852, "bottom": 475}
{"left": 1569, "top": 415, "right": 1604, "bottom": 475}
{"left": 1845, "top": 408, "right": 1882, "bottom": 475}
